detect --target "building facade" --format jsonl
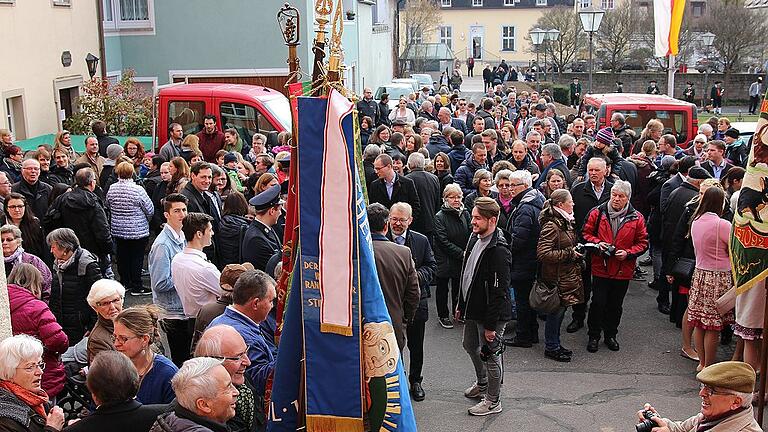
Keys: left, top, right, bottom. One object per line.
{"left": 0, "top": 0, "right": 100, "bottom": 139}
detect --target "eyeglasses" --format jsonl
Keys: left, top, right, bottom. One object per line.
{"left": 509, "top": 183, "right": 525, "bottom": 187}
{"left": 111, "top": 334, "right": 141, "bottom": 344}
{"left": 6, "top": 205, "right": 24, "bottom": 210}
{"left": 497, "top": 183, "right": 512, "bottom": 189}
{"left": 96, "top": 297, "right": 123, "bottom": 308}
{"left": 17, "top": 361, "right": 45, "bottom": 372}
{"left": 699, "top": 384, "right": 735, "bottom": 397}
{"left": 389, "top": 217, "right": 410, "bottom": 224}
{"left": 211, "top": 350, "right": 249, "bottom": 362}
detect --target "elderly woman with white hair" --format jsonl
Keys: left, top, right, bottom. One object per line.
{"left": 582, "top": 180, "right": 648, "bottom": 353}
{"left": 0, "top": 335, "right": 65, "bottom": 432}
{"left": 150, "top": 357, "right": 239, "bottom": 432}
{"left": 86, "top": 279, "right": 126, "bottom": 364}
{"left": 1, "top": 224, "right": 52, "bottom": 302}
{"left": 47, "top": 228, "right": 102, "bottom": 346}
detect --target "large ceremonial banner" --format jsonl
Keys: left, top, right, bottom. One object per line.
{"left": 268, "top": 90, "right": 416, "bottom": 432}
{"left": 731, "top": 90, "right": 768, "bottom": 294}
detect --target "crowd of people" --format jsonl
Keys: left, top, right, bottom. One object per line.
{"left": 0, "top": 72, "right": 761, "bottom": 430}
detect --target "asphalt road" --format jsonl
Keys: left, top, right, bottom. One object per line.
{"left": 408, "top": 273, "right": 719, "bottom": 432}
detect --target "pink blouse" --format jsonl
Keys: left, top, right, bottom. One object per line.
{"left": 690, "top": 212, "right": 732, "bottom": 272}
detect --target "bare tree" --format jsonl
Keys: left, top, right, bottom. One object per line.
{"left": 595, "top": 2, "right": 638, "bottom": 72}
{"left": 399, "top": 0, "right": 442, "bottom": 74}
{"left": 698, "top": 0, "right": 765, "bottom": 73}
{"left": 524, "top": 7, "right": 583, "bottom": 76}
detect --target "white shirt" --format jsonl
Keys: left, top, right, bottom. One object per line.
{"left": 171, "top": 248, "right": 222, "bottom": 317}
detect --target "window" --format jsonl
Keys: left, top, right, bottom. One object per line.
{"left": 504, "top": 0, "right": 515, "bottom": 5}
{"left": 441, "top": 0, "right": 451, "bottom": 6}
{"left": 220, "top": 102, "right": 277, "bottom": 143}
{"left": 408, "top": 27, "right": 423, "bottom": 44}
{"left": 692, "top": 1, "right": 705, "bottom": 16}
{"left": 472, "top": 0, "right": 482, "bottom": 6}
{"left": 439, "top": 26, "right": 452, "bottom": 50}
{"left": 536, "top": 0, "right": 547, "bottom": 6}
{"left": 600, "top": 0, "right": 614, "bottom": 8}
{"left": 579, "top": 0, "right": 591, "bottom": 8}
{"left": 373, "top": 0, "right": 389, "bottom": 24}
{"left": 103, "top": 0, "right": 154, "bottom": 32}
{"left": 52, "top": 0, "right": 71, "bottom": 6}
{"left": 168, "top": 101, "right": 206, "bottom": 136}
{"left": 501, "top": 26, "right": 515, "bottom": 51}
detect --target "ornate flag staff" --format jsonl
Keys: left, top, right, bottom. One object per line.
{"left": 310, "top": 0, "right": 332, "bottom": 96}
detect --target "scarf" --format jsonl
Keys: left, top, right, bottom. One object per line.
{"left": 86, "top": 152, "right": 100, "bottom": 168}
{"left": 554, "top": 206, "right": 575, "bottom": 222}
{"left": 4, "top": 245, "right": 23, "bottom": 265}
{"left": 696, "top": 408, "right": 746, "bottom": 431}
{"left": 0, "top": 380, "right": 49, "bottom": 418}
{"left": 4, "top": 158, "right": 21, "bottom": 171}
{"left": 498, "top": 195, "right": 514, "bottom": 213}
{"left": 606, "top": 204, "right": 629, "bottom": 239}
{"left": 54, "top": 250, "right": 77, "bottom": 273}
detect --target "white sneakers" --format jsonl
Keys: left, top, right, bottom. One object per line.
{"left": 468, "top": 398, "right": 502, "bottom": 416}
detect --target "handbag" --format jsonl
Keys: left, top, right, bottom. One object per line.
{"left": 670, "top": 257, "right": 696, "bottom": 286}
{"left": 529, "top": 278, "right": 561, "bottom": 314}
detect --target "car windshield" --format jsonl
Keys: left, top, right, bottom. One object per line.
{"left": 614, "top": 109, "right": 689, "bottom": 143}
{"left": 260, "top": 95, "right": 292, "bottom": 132}
{"left": 376, "top": 86, "right": 412, "bottom": 101}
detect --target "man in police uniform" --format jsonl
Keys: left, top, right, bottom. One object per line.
{"left": 242, "top": 184, "right": 284, "bottom": 271}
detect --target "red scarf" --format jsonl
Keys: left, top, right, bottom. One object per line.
{"left": 0, "top": 380, "right": 49, "bottom": 418}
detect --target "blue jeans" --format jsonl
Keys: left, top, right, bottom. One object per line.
{"left": 544, "top": 307, "right": 566, "bottom": 351}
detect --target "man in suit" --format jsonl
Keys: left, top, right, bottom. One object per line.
{"left": 242, "top": 184, "right": 283, "bottom": 271}
{"left": 437, "top": 107, "right": 467, "bottom": 135}
{"left": 367, "top": 203, "right": 420, "bottom": 352}
{"left": 388, "top": 202, "right": 435, "bottom": 402}
{"left": 405, "top": 153, "right": 441, "bottom": 245}
{"left": 181, "top": 161, "right": 220, "bottom": 264}
{"left": 369, "top": 154, "right": 421, "bottom": 223}
{"left": 702, "top": 140, "right": 734, "bottom": 180}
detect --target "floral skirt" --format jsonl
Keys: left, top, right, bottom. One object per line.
{"left": 733, "top": 323, "right": 763, "bottom": 340}
{"left": 687, "top": 268, "right": 734, "bottom": 331}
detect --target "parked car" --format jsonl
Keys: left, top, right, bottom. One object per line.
{"left": 155, "top": 83, "right": 291, "bottom": 149}
{"left": 392, "top": 78, "right": 419, "bottom": 93}
{"left": 731, "top": 122, "right": 758, "bottom": 140}
{"left": 410, "top": 74, "right": 434, "bottom": 92}
{"left": 579, "top": 93, "right": 698, "bottom": 146}
{"left": 374, "top": 83, "right": 415, "bottom": 110}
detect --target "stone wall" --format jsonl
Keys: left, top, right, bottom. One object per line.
{"left": 556, "top": 72, "right": 764, "bottom": 104}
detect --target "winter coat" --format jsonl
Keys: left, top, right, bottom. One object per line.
{"left": 425, "top": 135, "right": 451, "bottom": 159}
{"left": 447, "top": 144, "right": 471, "bottom": 174}
{"left": 8, "top": 284, "right": 68, "bottom": 397}
{"left": 456, "top": 228, "right": 513, "bottom": 330}
{"left": 726, "top": 137, "right": 749, "bottom": 167}
{"left": 0, "top": 388, "right": 55, "bottom": 432}
{"left": 628, "top": 155, "right": 655, "bottom": 217}
{"left": 50, "top": 248, "right": 101, "bottom": 345}
{"left": 582, "top": 202, "right": 649, "bottom": 280}
{"left": 463, "top": 190, "right": 498, "bottom": 212}
{"left": 47, "top": 165, "right": 73, "bottom": 186}
{"left": 0, "top": 159, "right": 21, "bottom": 183}
{"left": 537, "top": 203, "right": 584, "bottom": 306}
{"left": 503, "top": 188, "right": 545, "bottom": 280}
{"left": 433, "top": 204, "right": 471, "bottom": 277}
{"left": 11, "top": 180, "right": 52, "bottom": 221}
{"left": 389, "top": 230, "right": 436, "bottom": 322}
{"left": 217, "top": 214, "right": 250, "bottom": 267}
{"left": 662, "top": 406, "right": 762, "bottom": 432}
{"left": 454, "top": 156, "right": 489, "bottom": 196}
{"left": 64, "top": 399, "right": 167, "bottom": 432}
{"left": 508, "top": 154, "right": 540, "bottom": 177}
{"left": 106, "top": 179, "right": 154, "bottom": 239}
{"left": 87, "top": 316, "right": 114, "bottom": 365}
{"left": 44, "top": 187, "right": 112, "bottom": 259}
{"left": 613, "top": 124, "right": 636, "bottom": 156}
{"left": 406, "top": 169, "right": 441, "bottom": 236}
{"left": 436, "top": 172, "right": 454, "bottom": 196}
{"left": 570, "top": 178, "right": 613, "bottom": 236}
{"left": 151, "top": 404, "right": 230, "bottom": 432}
{"left": 662, "top": 182, "right": 699, "bottom": 253}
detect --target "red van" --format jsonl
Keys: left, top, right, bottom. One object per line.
{"left": 579, "top": 93, "right": 698, "bottom": 147}
{"left": 155, "top": 83, "right": 292, "bottom": 150}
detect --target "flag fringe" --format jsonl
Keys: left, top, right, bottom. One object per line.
{"left": 306, "top": 415, "right": 364, "bottom": 432}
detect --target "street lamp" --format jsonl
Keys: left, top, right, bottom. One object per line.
{"left": 544, "top": 29, "right": 560, "bottom": 82}
{"left": 579, "top": 6, "right": 605, "bottom": 94}
{"left": 530, "top": 28, "right": 546, "bottom": 92}
{"left": 277, "top": 3, "right": 301, "bottom": 82}
{"left": 701, "top": 32, "right": 715, "bottom": 109}
{"left": 85, "top": 53, "right": 99, "bottom": 79}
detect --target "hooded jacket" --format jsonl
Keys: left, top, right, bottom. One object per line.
{"left": 454, "top": 156, "right": 489, "bottom": 196}
{"left": 447, "top": 144, "right": 471, "bottom": 175}
{"left": 425, "top": 134, "right": 451, "bottom": 159}
{"left": 44, "top": 187, "right": 112, "bottom": 259}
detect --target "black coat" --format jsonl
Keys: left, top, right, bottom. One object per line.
{"left": 570, "top": 178, "right": 613, "bottom": 236}
{"left": 12, "top": 179, "right": 52, "bottom": 220}
{"left": 662, "top": 182, "right": 699, "bottom": 253}
{"left": 217, "top": 214, "right": 250, "bottom": 267}
{"left": 44, "top": 187, "right": 113, "bottom": 259}
{"left": 368, "top": 174, "right": 422, "bottom": 223}
{"left": 701, "top": 160, "right": 735, "bottom": 179}
{"left": 47, "top": 165, "right": 74, "bottom": 186}
{"left": 0, "top": 388, "right": 54, "bottom": 432}
{"left": 659, "top": 173, "right": 684, "bottom": 211}
{"left": 64, "top": 400, "right": 166, "bottom": 432}
{"left": 143, "top": 169, "right": 162, "bottom": 200}
{"left": 181, "top": 182, "right": 220, "bottom": 263}
{"left": 96, "top": 135, "right": 119, "bottom": 158}
{"left": 356, "top": 99, "right": 379, "bottom": 125}
{"left": 242, "top": 219, "right": 281, "bottom": 272}
{"left": 363, "top": 160, "right": 377, "bottom": 191}
{"left": 504, "top": 188, "right": 545, "bottom": 281}
{"left": 457, "top": 228, "right": 512, "bottom": 330}
{"left": 389, "top": 229, "right": 436, "bottom": 322}
{"left": 406, "top": 169, "right": 441, "bottom": 236}
{"left": 50, "top": 248, "right": 101, "bottom": 345}
{"left": 433, "top": 204, "right": 470, "bottom": 277}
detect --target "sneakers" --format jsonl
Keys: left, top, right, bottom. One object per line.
{"left": 468, "top": 398, "right": 502, "bottom": 416}
{"left": 463, "top": 382, "right": 487, "bottom": 399}
{"left": 439, "top": 317, "right": 454, "bottom": 329}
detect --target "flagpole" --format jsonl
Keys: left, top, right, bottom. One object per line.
{"left": 667, "top": 54, "right": 675, "bottom": 97}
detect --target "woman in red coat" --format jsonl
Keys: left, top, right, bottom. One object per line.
{"left": 582, "top": 180, "right": 648, "bottom": 354}
{"left": 7, "top": 263, "right": 68, "bottom": 398}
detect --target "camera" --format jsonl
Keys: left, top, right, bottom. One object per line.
{"left": 574, "top": 242, "right": 600, "bottom": 255}
{"left": 602, "top": 244, "right": 616, "bottom": 257}
{"left": 635, "top": 410, "right": 659, "bottom": 432}
{"left": 480, "top": 334, "right": 504, "bottom": 361}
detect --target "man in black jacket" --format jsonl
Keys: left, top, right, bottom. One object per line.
{"left": 12, "top": 159, "right": 52, "bottom": 220}
{"left": 406, "top": 153, "right": 441, "bottom": 244}
{"left": 92, "top": 120, "right": 119, "bottom": 157}
{"left": 388, "top": 202, "right": 436, "bottom": 402}
{"left": 567, "top": 157, "right": 613, "bottom": 333}
{"left": 474, "top": 99, "right": 496, "bottom": 131}
{"left": 457, "top": 197, "right": 511, "bottom": 416}
{"left": 181, "top": 162, "right": 221, "bottom": 263}
{"left": 369, "top": 154, "right": 421, "bottom": 223}
{"left": 357, "top": 87, "right": 379, "bottom": 125}
{"left": 242, "top": 185, "right": 283, "bottom": 272}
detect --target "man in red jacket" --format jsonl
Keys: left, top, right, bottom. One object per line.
{"left": 197, "top": 114, "right": 225, "bottom": 162}
{"left": 582, "top": 180, "right": 648, "bottom": 353}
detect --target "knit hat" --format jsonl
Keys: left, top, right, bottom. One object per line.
{"left": 724, "top": 128, "right": 740, "bottom": 139}
{"left": 220, "top": 263, "right": 255, "bottom": 291}
{"left": 106, "top": 143, "right": 123, "bottom": 160}
{"left": 595, "top": 127, "right": 615, "bottom": 147}
{"left": 687, "top": 166, "right": 712, "bottom": 180}
{"left": 697, "top": 361, "right": 756, "bottom": 394}
{"left": 223, "top": 152, "right": 239, "bottom": 165}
